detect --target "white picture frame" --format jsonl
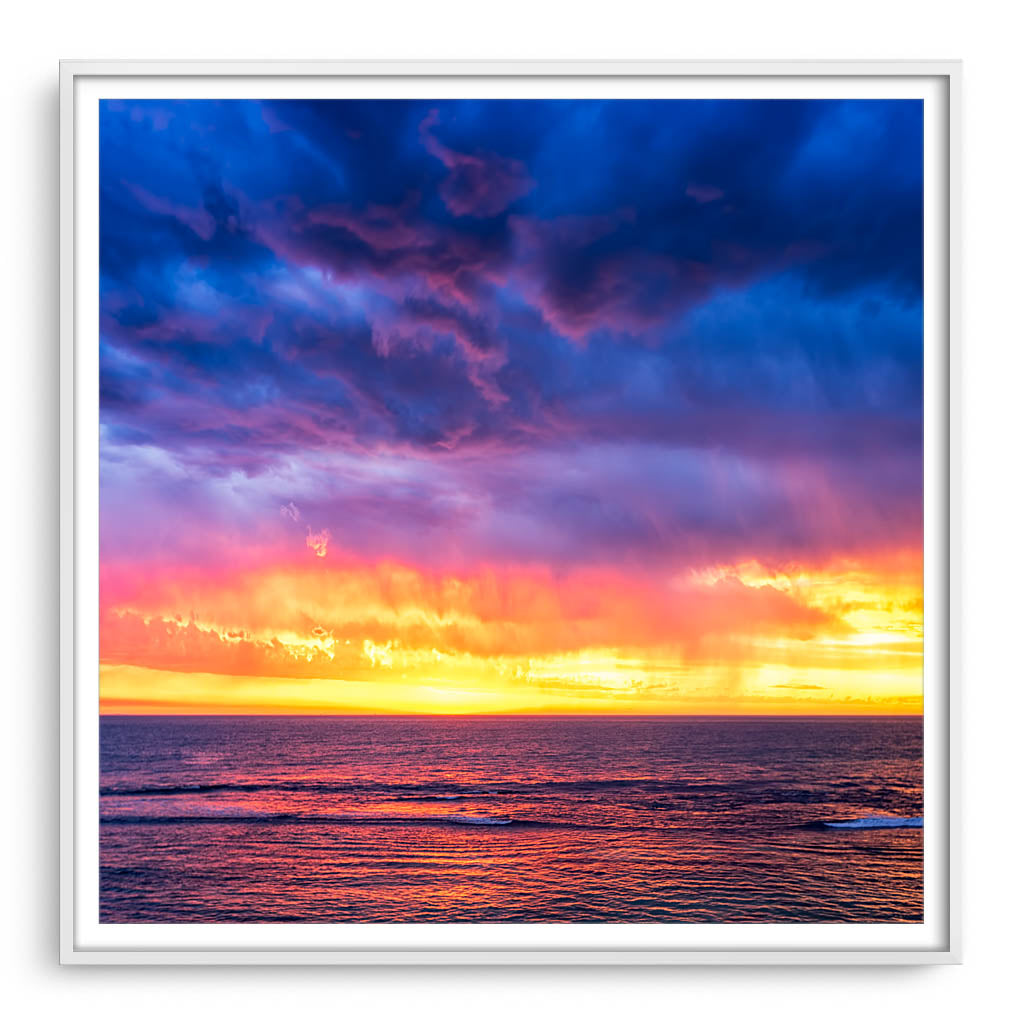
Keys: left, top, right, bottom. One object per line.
{"left": 60, "top": 59, "right": 960, "bottom": 965}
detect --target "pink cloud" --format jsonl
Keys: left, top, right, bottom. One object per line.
{"left": 307, "top": 194, "right": 428, "bottom": 252}
{"left": 419, "top": 110, "right": 535, "bottom": 218}
{"left": 124, "top": 182, "right": 216, "bottom": 240}
{"left": 686, "top": 182, "right": 725, "bottom": 204}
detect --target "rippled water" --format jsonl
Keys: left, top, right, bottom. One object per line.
{"left": 100, "top": 715, "right": 923, "bottom": 922}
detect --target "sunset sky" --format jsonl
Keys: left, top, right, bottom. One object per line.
{"left": 98, "top": 98, "right": 923, "bottom": 715}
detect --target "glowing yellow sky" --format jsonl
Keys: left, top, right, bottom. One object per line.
{"left": 99, "top": 552, "right": 923, "bottom": 715}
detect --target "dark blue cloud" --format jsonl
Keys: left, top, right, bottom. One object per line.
{"left": 98, "top": 97, "right": 923, "bottom": 564}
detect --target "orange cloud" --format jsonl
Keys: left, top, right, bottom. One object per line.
{"left": 101, "top": 557, "right": 843, "bottom": 677}
{"left": 305, "top": 527, "right": 330, "bottom": 558}
{"left": 98, "top": 547, "right": 922, "bottom": 713}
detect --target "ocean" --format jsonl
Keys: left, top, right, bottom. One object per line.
{"left": 99, "top": 715, "right": 923, "bottom": 923}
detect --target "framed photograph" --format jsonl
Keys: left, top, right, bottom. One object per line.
{"left": 60, "top": 60, "right": 960, "bottom": 964}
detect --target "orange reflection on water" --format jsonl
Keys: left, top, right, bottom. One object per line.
{"left": 100, "top": 716, "right": 923, "bottom": 922}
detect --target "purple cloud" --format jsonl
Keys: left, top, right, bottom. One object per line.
{"left": 419, "top": 109, "right": 535, "bottom": 218}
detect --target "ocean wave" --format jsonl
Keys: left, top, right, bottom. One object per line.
{"left": 100, "top": 781, "right": 512, "bottom": 801}
{"left": 99, "top": 811, "right": 577, "bottom": 829}
{"left": 821, "top": 816, "right": 923, "bottom": 830}
{"left": 99, "top": 779, "right": 643, "bottom": 800}
{"left": 445, "top": 815, "right": 513, "bottom": 826}
{"left": 100, "top": 777, "right": 819, "bottom": 800}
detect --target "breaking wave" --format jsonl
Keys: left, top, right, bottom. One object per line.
{"left": 821, "top": 816, "right": 922, "bottom": 830}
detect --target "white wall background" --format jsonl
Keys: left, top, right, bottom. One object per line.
{"left": 2, "top": 2, "right": 1020, "bottom": 1019}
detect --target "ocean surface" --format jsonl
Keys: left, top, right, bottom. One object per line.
{"left": 100, "top": 715, "right": 923, "bottom": 923}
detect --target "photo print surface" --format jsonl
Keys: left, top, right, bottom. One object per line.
{"left": 98, "top": 98, "right": 924, "bottom": 923}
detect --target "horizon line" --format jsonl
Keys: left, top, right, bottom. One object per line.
{"left": 98, "top": 710, "right": 924, "bottom": 718}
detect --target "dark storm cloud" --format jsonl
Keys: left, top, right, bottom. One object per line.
{"left": 98, "top": 97, "right": 923, "bottom": 569}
